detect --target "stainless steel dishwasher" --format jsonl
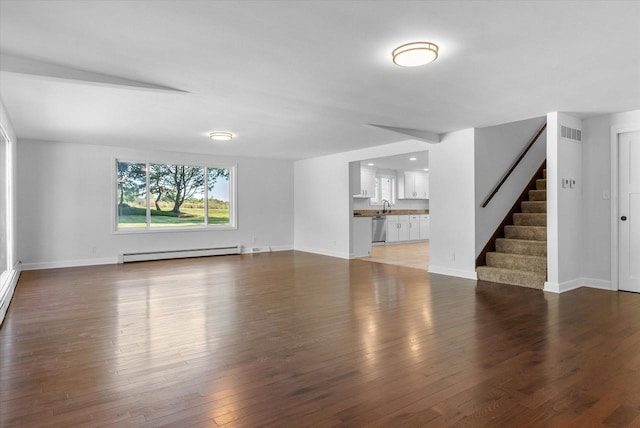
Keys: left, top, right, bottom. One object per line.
{"left": 371, "top": 215, "right": 386, "bottom": 245}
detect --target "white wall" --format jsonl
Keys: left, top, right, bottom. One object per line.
{"left": 17, "top": 140, "right": 294, "bottom": 269}
{"left": 474, "top": 116, "right": 546, "bottom": 256}
{"left": 545, "top": 112, "right": 583, "bottom": 292}
{"left": 294, "top": 139, "right": 430, "bottom": 259}
{"left": 428, "top": 129, "right": 477, "bottom": 279}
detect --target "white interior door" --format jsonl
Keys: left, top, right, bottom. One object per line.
{"left": 619, "top": 130, "right": 640, "bottom": 293}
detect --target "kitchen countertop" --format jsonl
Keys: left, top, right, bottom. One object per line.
{"left": 353, "top": 209, "right": 429, "bottom": 217}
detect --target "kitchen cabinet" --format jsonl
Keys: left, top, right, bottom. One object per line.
{"left": 398, "top": 171, "right": 429, "bottom": 199}
{"left": 409, "top": 215, "right": 420, "bottom": 240}
{"left": 351, "top": 164, "right": 376, "bottom": 198}
{"left": 386, "top": 215, "right": 410, "bottom": 242}
{"left": 419, "top": 214, "right": 430, "bottom": 240}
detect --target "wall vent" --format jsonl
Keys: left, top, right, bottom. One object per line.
{"left": 561, "top": 125, "right": 582, "bottom": 142}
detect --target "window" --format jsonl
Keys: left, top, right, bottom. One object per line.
{"left": 116, "top": 160, "right": 235, "bottom": 231}
{"left": 371, "top": 176, "right": 395, "bottom": 205}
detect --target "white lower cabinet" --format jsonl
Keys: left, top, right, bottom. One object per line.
{"left": 409, "top": 215, "right": 420, "bottom": 240}
{"left": 386, "top": 215, "right": 410, "bottom": 242}
{"left": 386, "top": 214, "right": 429, "bottom": 243}
{"left": 419, "top": 214, "right": 430, "bottom": 240}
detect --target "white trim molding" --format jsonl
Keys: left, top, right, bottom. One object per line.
{"left": 544, "top": 278, "right": 582, "bottom": 293}
{"left": 544, "top": 277, "right": 614, "bottom": 293}
{"left": 22, "top": 257, "right": 118, "bottom": 271}
{"left": 0, "top": 261, "right": 21, "bottom": 325}
{"left": 429, "top": 265, "right": 478, "bottom": 280}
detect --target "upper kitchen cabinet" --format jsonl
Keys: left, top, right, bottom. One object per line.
{"left": 398, "top": 171, "right": 429, "bottom": 199}
{"left": 350, "top": 163, "right": 376, "bottom": 198}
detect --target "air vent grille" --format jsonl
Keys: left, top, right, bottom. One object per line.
{"left": 561, "top": 125, "right": 582, "bottom": 142}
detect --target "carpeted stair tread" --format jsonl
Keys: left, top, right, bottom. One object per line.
{"left": 496, "top": 238, "right": 547, "bottom": 256}
{"left": 477, "top": 266, "right": 546, "bottom": 289}
{"left": 528, "top": 189, "right": 547, "bottom": 201}
{"left": 513, "top": 213, "right": 546, "bottom": 226}
{"left": 477, "top": 162, "right": 547, "bottom": 290}
{"left": 504, "top": 225, "right": 547, "bottom": 241}
{"left": 486, "top": 252, "right": 547, "bottom": 273}
{"left": 521, "top": 201, "right": 546, "bottom": 213}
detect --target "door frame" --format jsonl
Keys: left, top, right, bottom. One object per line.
{"left": 610, "top": 124, "right": 640, "bottom": 291}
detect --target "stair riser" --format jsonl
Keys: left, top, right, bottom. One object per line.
{"left": 543, "top": 169, "right": 547, "bottom": 179}
{"left": 513, "top": 213, "right": 547, "bottom": 226}
{"left": 528, "top": 190, "right": 547, "bottom": 201}
{"left": 521, "top": 201, "right": 546, "bottom": 213}
{"left": 496, "top": 239, "right": 547, "bottom": 256}
{"left": 505, "top": 226, "right": 547, "bottom": 241}
{"left": 477, "top": 266, "right": 545, "bottom": 289}
{"left": 536, "top": 179, "right": 547, "bottom": 190}
{"left": 486, "top": 253, "right": 547, "bottom": 273}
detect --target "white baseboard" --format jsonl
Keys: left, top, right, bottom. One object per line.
{"left": 428, "top": 265, "right": 478, "bottom": 280}
{"left": 544, "top": 277, "right": 613, "bottom": 294}
{"left": 544, "top": 279, "right": 583, "bottom": 293}
{"left": 22, "top": 257, "right": 119, "bottom": 271}
{"left": 269, "top": 245, "right": 294, "bottom": 252}
{"left": 22, "top": 244, "right": 296, "bottom": 270}
{"left": 294, "top": 246, "right": 351, "bottom": 260}
{"left": 0, "top": 261, "right": 22, "bottom": 325}
{"left": 581, "top": 278, "right": 613, "bottom": 291}
{"left": 241, "top": 244, "right": 293, "bottom": 254}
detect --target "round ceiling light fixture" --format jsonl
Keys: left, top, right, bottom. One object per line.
{"left": 392, "top": 41, "right": 439, "bottom": 67}
{"left": 209, "top": 131, "right": 233, "bottom": 141}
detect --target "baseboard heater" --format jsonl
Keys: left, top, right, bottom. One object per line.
{"left": 118, "top": 245, "right": 241, "bottom": 263}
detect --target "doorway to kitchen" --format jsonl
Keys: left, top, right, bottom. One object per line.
{"left": 352, "top": 151, "right": 430, "bottom": 271}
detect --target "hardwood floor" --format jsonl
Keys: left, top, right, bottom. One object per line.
{"left": 361, "top": 242, "right": 429, "bottom": 271}
{"left": 1, "top": 251, "right": 640, "bottom": 427}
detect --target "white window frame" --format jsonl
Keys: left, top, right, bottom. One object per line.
{"left": 113, "top": 158, "right": 237, "bottom": 234}
{"left": 370, "top": 174, "right": 396, "bottom": 206}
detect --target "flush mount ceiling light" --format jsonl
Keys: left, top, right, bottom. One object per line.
{"left": 409, "top": 157, "right": 417, "bottom": 161}
{"left": 209, "top": 131, "right": 233, "bottom": 141}
{"left": 392, "top": 42, "right": 439, "bottom": 67}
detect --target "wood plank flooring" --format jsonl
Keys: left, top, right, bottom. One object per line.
{"left": 361, "top": 242, "right": 429, "bottom": 271}
{"left": 1, "top": 251, "right": 640, "bottom": 427}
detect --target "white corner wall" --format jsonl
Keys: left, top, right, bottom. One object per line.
{"left": 474, "top": 116, "right": 546, "bottom": 256}
{"left": 17, "top": 140, "right": 294, "bottom": 269}
{"left": 294, "top": 139, "right": 430, "bottom": 259}
{"left": 545, "top": 112, "right": 583, "bottom": 293}
{"left": 428, "top": 129, "right": 477, "bottom": 279}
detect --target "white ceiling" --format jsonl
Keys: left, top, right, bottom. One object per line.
{"left": 362, "top": 151, "right": 429, "bottom": 172}
{"left": 0, "top": 0, "right": 639, "bottom": 160}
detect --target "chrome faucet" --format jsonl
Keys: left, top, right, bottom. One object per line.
{"left": 382, "top": 199, "right": 391, "bottom": 213}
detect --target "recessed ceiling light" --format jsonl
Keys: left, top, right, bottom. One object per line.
{"left": 209, "top": 131, "right": 233, "bottom": 141}
{"left": 423, "top": 168, "right": 429, "bottom": 171}
{"left": 368, "top": 163, "right": 375, "bottom": 166}
{"left": 392, "top": 42, "right": 439, "bottom": 67}
{"left": 409, "top": 157, "right": 417, "bottom": 161}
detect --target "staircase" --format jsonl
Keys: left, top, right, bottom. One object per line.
{"left": 476, "top": 168, "right": 547, "bottom": 289}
